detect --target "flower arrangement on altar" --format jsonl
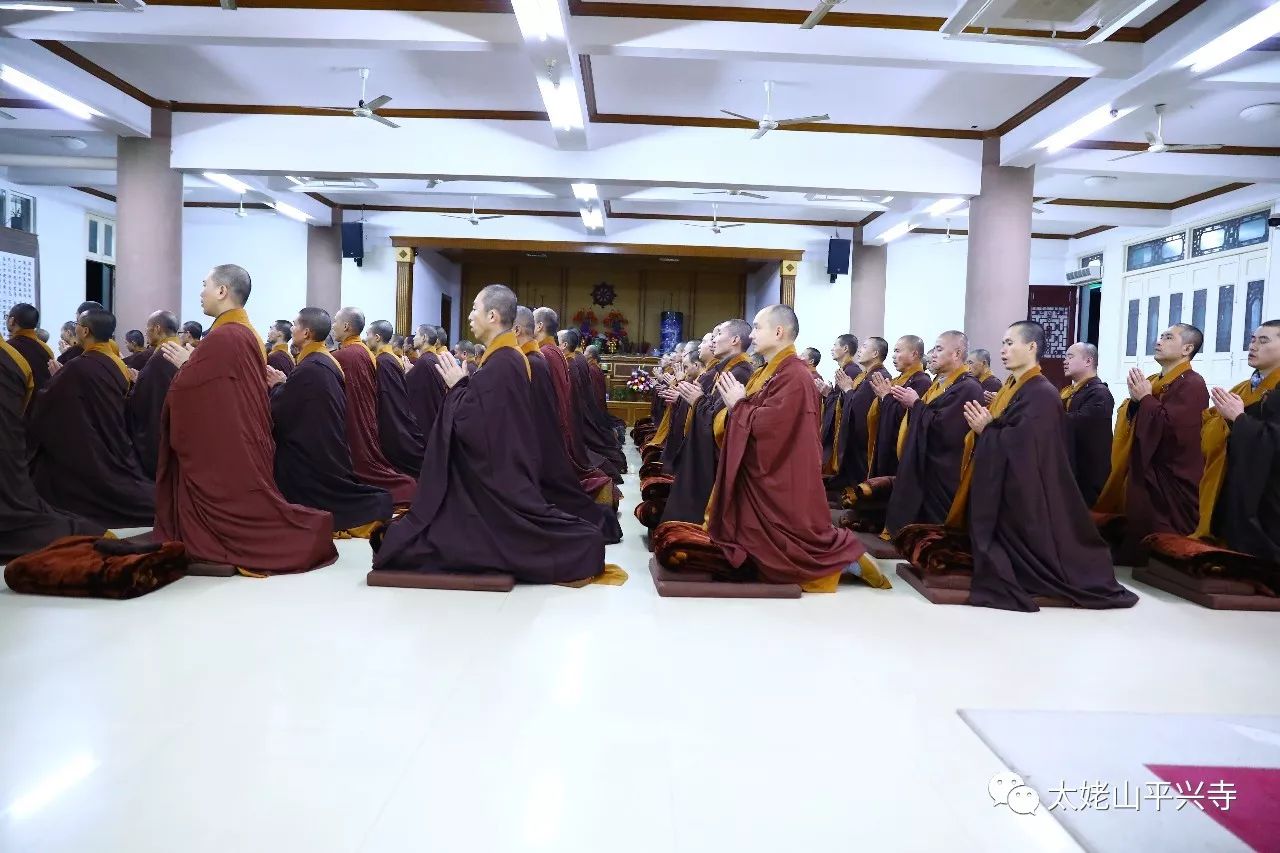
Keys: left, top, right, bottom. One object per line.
{"left": 571, "top": 308, "right": 599, "bottom": 339}
{"left": 626, "top": 368, "right": 654, "bottom": 394}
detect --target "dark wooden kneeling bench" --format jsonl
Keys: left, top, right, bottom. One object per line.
{"left": 1133, "top": 559, "right": 1280, "bottom": 612}
{"left": 648, "top": 557, "right": 801, "bottom": 599}
{"left": 366, "top": 570, "right": 515, "bottom": 592}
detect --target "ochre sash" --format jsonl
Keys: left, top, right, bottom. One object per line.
{"left": 712, "top": 344, "right": 796, "bottom": 445}
{"left": 374, "top": 343, "right": 404, "bottom": 372}
{"left": 84, "top": 341, "right": 132, "bottom": 389}
{"left": 944, "top": 365, "right": 1042, "bottom": 529}
{"left": 1059, "top": 376, "right": 1095, "bottom": 409}
{"left": 519, "top": 339, "right": 539, "bottom": 355}
{"left": 212, "top": 308, "right": 266, "bottom": 363}
{"left": 297, "top": 340, "right": 344, "bottom": 378}
{"left": 1092, "top": 360, "right": 1193, "bottom": 513}
{"left": 270, "top": 342, "right": 291, "bottom": 357}
{"left": 973, "top": 367, "right": 994, "bottom": 387}
{"left": 480, "top": 330, "right": 530, "bottom": 379}
{"left": 865, "top": 362, "right": 922, "bottom": 466}
{"left": 896, "top": 365, "right": 968, "bottom": 459}
{"left": 12, "top": 328, "right": 54, "bottom": 361}
{"left": 341, "top": 335, "right": 377, "bottom": 366}
{"left": 822, "top": 356, "right": 858, "bottom": 475}
{"left": 0, "top": 338, "right": 34, "bottom": 411}
{"left": 1192, "top": 369, "right": 1280, "bottom": 539}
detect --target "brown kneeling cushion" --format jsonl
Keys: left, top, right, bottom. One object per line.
{"left": 4, "top": 535, "right": 188, "bottom": 600}
{"left": 648, "top": 557, "right": 801, "bottom": 599}
{"left": 652, "top": 521, "right": 745, "bottom": 578}
{"left": 830, "top": 512, "right": 901, "bottom": 559}
{"left": 641, "top": 474, "right": 674, "bottom": 502}
{"left": 892, "top": 525, "right": 1073, "bottom": 608}
{"left": 366, "top": 570, "right": 515, "bottom": 592}
{"left": 1134, "top": 534, "right": 1280, "bottom": 610}
{"left": 634, "top": 501, "right": 664, "bottom": 530}
{"left": 894, "top": 564, "right": 1075, "bottom": 608}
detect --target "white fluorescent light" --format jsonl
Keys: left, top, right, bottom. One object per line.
{"left": 1037, "top": 104, "right": 1132, "bottom": 154}
{"left": 284, "top": 175, "right": 304, "bottom": 185}
{"left": 6, "top": 755, "right": 97, "bottom": 819}
{"left": 0, "top": 3, "right": 77, "bottom": 10}
{"left": 202, "top": 171, "right": 252, "bottom": 194}
{"left": 1182, "top": 2, "right": 1280, "bottom": 74}
{"left": 1084, "top": 0, "right": 1163, "bottom": 45}
{"left": 880, "top": 221, "right": 916, "bottom": 243}
{"left": 925, "top": 197, "right": 965, "bottom": 217}
{"left": 570, "top": 182, "right": 598, "bottom": 202}
{"left": 580, "top": 206, "right": 604, "bottom": 230}
{"left": 0, "top": 65, "right": 100, "bottom": 121}
{"left": 270, "top": 200, "right": 311, "bottom": 222}
{"left": 510, "top": 0, "right": 564, "bottom": 42}
{"left": 536, "top": 77, "right": 584, "bottom": 131}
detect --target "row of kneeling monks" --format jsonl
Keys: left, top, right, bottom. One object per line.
{"left": 1, "top": 270, "right": 631, "bottom": 590}
{"left": 635, "top": 315, "right": 1279, "bottom": 611}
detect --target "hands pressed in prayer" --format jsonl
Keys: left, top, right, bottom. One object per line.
{"left": 436, "top": 350, "right": 468, "bottom": 388}
{"left": 888, "top": 385, "right": 920, "bottom": 407}
{"left": 1211, "top": 386, "right": 1246, "bottom": 422}
{"left": 265, "top": 366, "right": 287, "bottom": 388}
{"left": 717, "top": 371, "right": 745, "bottom": 411}
{"left": 869, "top": 372, "right": 892, "bottom": 399}
{"left": 983, "top": 390, "right": 997, "bottom": 405}
{"left": 47, "top": 358, "right": 61, "bottom": 377}
{"left": 834, "top": 371, "right": 854, "bottom": 392}
{"left": 677, "top": 381, "right": 704, "bottom": 404}
{"left": 658, "top": 387, "right": 679, "bottom": 403}
{"left": 815, "top": 377, "right": 829, "bottom": 395}
{"left": 963, "top": 399, "right": 993, "bottom": 435}
{"left": 160, "top": 340, "right": 192, "bottom": 369}
{"left": 400, "top": 356, "right": 411, "bottom": 372}
{"left": 1127, "top": 367, "right": 1152, "bottom": 401}
{"left": 127, "top": 368, "right": 139, "bottom": 383}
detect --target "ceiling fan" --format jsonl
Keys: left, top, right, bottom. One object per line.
{"left": 425, "top": 178, "right": 456, "bottom": 189}
{"left": 440, "top": 198, "right": 504, "bottom": 226}
{"left": 801, "top": 0, "right": 845, "bottom": 29}
{"left": 314, "top": 68, "right": 399, "bottom": 129}
{"left": 931, "top": 219, "right": 968, "bottom": 245}
{"left": 685, "top": 204, "right": 746, "bottom": 235}
{"left": 1110, "top": 104, "right": 1223, "bottom": 161}
{"left": 230, "top": 198, "right": 273, "bottom": 219}
{"left": 721, "top": 81, "right": 830, "bottom": 139}
{"left": 693, "top": 188, "right": 769, "bottom": 200}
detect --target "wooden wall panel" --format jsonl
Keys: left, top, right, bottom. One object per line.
{"left": 691, "top": 270, "right": 749, "bottom": 337}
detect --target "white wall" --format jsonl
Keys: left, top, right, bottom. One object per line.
{"left": 338, "top": 226, "right": 397, "bottom": 332}
{"left": 885, "top": 234, "right": 970, "bottom": 349}
{"left": 0, "top": 178, "right": 115, "bottom": 335}
{"left": 411, "top": 248, "right": 461, "bottom": 341}
{"left": 182, "top": 208, "right": 310, "bottom": 337}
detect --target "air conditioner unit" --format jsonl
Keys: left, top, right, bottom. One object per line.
{"left": 287, "top": 177, "right": 378, "bottom": 193}
{"left": 941, "top": 0, "right": 1161, "bottom": 45}
{"left": 1066, "top": 264, "right": 1103, "bottom": 285}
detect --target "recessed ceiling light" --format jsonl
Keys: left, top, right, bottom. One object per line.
{"left": 1239, "top": 103, "right": 1280, "bottom": 123}
{"left": 1083, "top": 175, "right": 1119, "bottom": 187}
{"left": 53, "top": 135, "right": 87, "bottom": 151}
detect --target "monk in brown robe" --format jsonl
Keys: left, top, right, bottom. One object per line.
{"left": 55, "top": 301, "right": 107, "bottom": 365}
{"left": 329, "top": 308, "right": 417, "bottom": 503}
{"left": 266, "top": 319, "right": 295, "bottom": 377}
{"left": 122, "top": 329, "right": 148, "bottom": 368}
{"left": 407, "top": 324, "right": 449, "bottom": 436}
{"left": 819, "top": 334, "right": 861, "bottom": 470}
{"left": 266, "top": 308, "right": 392, "bottom": 535}
{"left": 56, "top": 321, "right": 77, "bottom": 360}
{"left": 364, "top": 319, "right": 426, "bottom": 478}
{"left": 373, "top": 286, "right": 610, "bottom": 584}
{"left": 1094, "top": 323, "right": 1207, "bottom": 563}
{"left": 867, "top": 335, "right": 931, "bottom": 478}
{"left": 5, "top": 302, "right": 55, "bottom": 393}
{"left": 704, "top": 304, "right": 888, "bottom": 591}
{"left": 965, "top": 348, "right": 1002, "bottom": 396}
{"left": 801, "top": 347, "right": 822, "bottom": 380}
{"left": 124, "top": 310, "right": 181, "bottom": 480}
{"left": 1060, "top": 342, "right": 1114, "bottom": 507}
{"left": 826, "top": 336, "right": 891, "bottom": 490}
{"left": 942, "top": 321, "right": 1137, "bottom": 612}
{"left": 154, "top": 264, "right": 337, "bottom": 574}
{"left": 882, "top": 331, "right": 985, "bottom": 536}
{"left": 660, "top": 319, "right": 754, "bottom": 525}
{"left": 28, "top": 309, "right": 155, "bottom": 528}
{"left": 180, "top": 320, "right": 203, "bottom": 350}
{"left": 0, "top": 338, "right": 104, "bottom": 561}
{"left": 562, "top": 328, "right": 628, "bottom": 478}
{"left": 658, "top": 334, "right": 711, "bottom": 472}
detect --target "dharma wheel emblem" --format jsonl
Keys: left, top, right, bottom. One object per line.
{"left": 591, "top": 281, "right": 616, "bottom": 307}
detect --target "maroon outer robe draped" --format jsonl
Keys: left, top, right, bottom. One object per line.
{"left": 56, "top": 344, "right": 83, "bottom": 366}
{"left": 331, "top": 342, "right": 416, "bottom": 503}
{"left": 967, "top": 375, "right": 1138, "bottom": 612}
{"left": 527, "top": 348, "right": 622, "bottom": 544}
{"left": 567, "top": 352, "right": 628, "bottom": 478}
{"left": 709, "top": 352, "right": 864, "bottom": 584}
{"left": 267, "top": 347, "right": 295, "bottom": 378}
{"left": 28, "top": 351, "right": 155, "bottom": 528}
{"left": 868, "top": 370, "right": 933, "bottom": 478}
{"left": 1063, "top": 376, "right": 1115, "bottom": 507}
{"left": 154, "top": 318, "right": 337, "bottom": 574}
{"left": 828, "top": 365, "right": 890, "bottom": 490}
{"left": 8, "top": 334, "right": 54, "bottom": 393}
{"left": 123, "top": 348, "right": 154, "bottom": 371}
{"left": 538, "top": 343, "right": 618, "bottom": 506}
{"left": 978, "top": 374, "right": 1003, "bottom": 395}
{"left": 406, "top": 350, "right": 448, "bottom": 437}
{"left": 820, "top": 360, "right": 862, "bottom": 465}
{"left": 374, "top": 351, "right": 426, "bottom": 477}
{"left": 270, "top": 354, "right": 393, "bottom": 531}
{"left": 124, "top": 348, "right": 179, "bottom": 480}
{"left": 662, "top": 354, "right": 754, "bottom": 525}
{"left": 0, "top": 344, "right": 103, "bottom": 561}
{"left": 658, "top": 393, "right": 694, "bottom": 469}
{"left": 1210, "top": 388, "right": 1280, "bottom": 563}
{"left": 885, "top": 373, "right": 985, "bottom": 536}
{"left": 1125, "top": 367, "right": 1207, "bottom": 545}
{"left": 373, "top": 343, "right": 605, "bottom": 583}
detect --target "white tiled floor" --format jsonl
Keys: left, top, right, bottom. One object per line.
{"left": 2, "top": 442, "right": 1279, "bottom": 852}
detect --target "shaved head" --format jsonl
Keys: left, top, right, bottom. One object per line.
{"left": 514, "top": 305, "right": 535, "bottom": 339}
{"left": 802, "top": 347, "right": 821, "bottom": 368}
{"left": 368, "top": 319, "right": 395, "bottom": 345}
{"left": 969, "top": 348, "right": 991, "bottom": 368}
{"left": 898, "top": 335, "right": 924, "bottom": 359}
{"left": 533, "top": 306, "right": 559, "bottom": 338}
{"left": 297, "top": 307, "right": 332, "bottom": 342}
{"left": 761, "top": 304, "right": 799, "bottom": 340}
{"left": 477, "top": 283, "right": 518, "bottom": 327}
{"left": 209, "top": 264, "right": 252, "bottom": 306}
{"left": 336, "top": 307, "right": 366, "bottom": 335}
{"left": 147, "top": 310, "right": 180, "bottom": 337}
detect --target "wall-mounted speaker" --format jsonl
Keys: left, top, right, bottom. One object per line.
{"left": 341, "top": 222, "right": 364, "bottom": 268}
{"left": 827, "top": 238, "right": 851, "bottom": 282}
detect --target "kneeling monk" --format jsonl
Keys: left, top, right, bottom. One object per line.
{"left": 706, "top": 304, "right": 887, "bottom": 591}
{"left": 154, "top": 264, "right": 337, "bottom": 574}
{"left": 946, "top": 321, "right": 1137, "bottom": 612}
{"left": 373, "top": 285, "right": 610, "bottom": 584}
{"left": 365, "top": 319, "right": 426, "bottom": 477}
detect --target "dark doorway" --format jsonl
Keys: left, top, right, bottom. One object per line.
{"left": 440, "top": 293, "right": 452, "bottom": 345}
{"left": 1084, "top": 283, "right": 1102, "bottom": 346}
{"left": 86, "top": 260, "right": 115, "bottom": 312}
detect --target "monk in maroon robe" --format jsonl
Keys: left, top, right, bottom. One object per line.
{"left": 407, "top": 324, "right": 448, "bottom": 436}
{"left": 267, "top": 308, "right": 392, "bottom": 534}
{"left": 54, "top": 301, "right": 107, "bottom": 366}
{"left": 329, "top": 308, "right": 417, "bottom": 503}
{"left": 867, "top": 335, "right": 931, "bottom": 478}
{"left": 561, "top": 328, "right": 628, "bottom": 479}
{"left": 122, "top": 329, "right": 150, "bottom": 371}
{"left": 154, "top": 264, "right": 337, "bottom": 574}
{"left": 819, "top": 333, "right": 862, "bottom": 470}
{"left": 1060, "top": 342, "right": 1114, "bottom": 507}
{"left": 658, "top": 338, "right": 710, "bottom": 470}
{"left": 6, "top": 302, "right": 56, "bottom": 393}
{"left": 966, "top": 348, "right": 1003, "bottom": 396}
{"left": 947, "top": 321, "right": 1137, "bottom": 612}
{"left": 0, "top": 339, "right": 104, "bottom": 561}
{"left": 124, "top": 310, "right": 181, "bottom": 480}
{"left": 882, "top": 331, "right": 985, "bottom": 536}
{"left": 56, "top": 321, "right": 81, "bottom": 366}
{"left": 704, "top": 305, "right": 888, "bottom": 591}
{"left": 365, "top": 319, "right": 426, "bottom": 477}
{"left": 826, "top": 336, "right": 891, "bottom": 490}
{"left": 1094, "top": 323, "right": 1207, "bottom": 563}
{"left": 28, "top": 309, "right": 154, "bottom": 529}
{"left": 266, "top": 319, "right": 295, "bottom": 378}
{"left": 373, "top": 286, "right": 607, "bottom": 584}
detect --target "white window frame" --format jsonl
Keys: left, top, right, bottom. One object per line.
{"left": 86, "top": 212, "right": 116, "bottom": 264}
